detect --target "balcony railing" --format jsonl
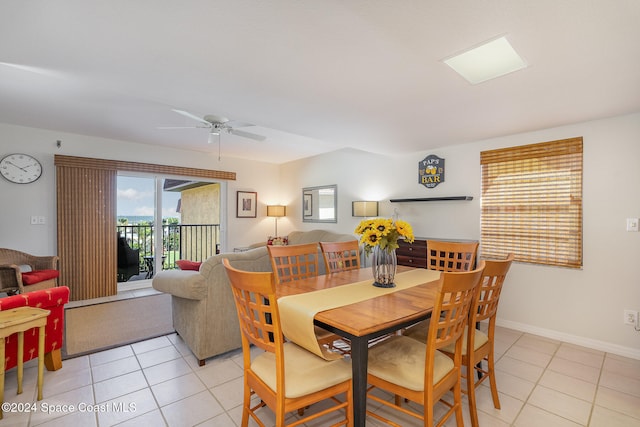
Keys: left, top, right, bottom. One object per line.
{"left": 117, "top": 224, "right": 220, "bottom": 273}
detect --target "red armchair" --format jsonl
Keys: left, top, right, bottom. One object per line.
{"left": 0, "top": 286, "right": 70, "bottom": 371}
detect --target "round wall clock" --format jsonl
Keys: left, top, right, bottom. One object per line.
{"left": 0, "top": 153, "right": 43, "bottom": 184}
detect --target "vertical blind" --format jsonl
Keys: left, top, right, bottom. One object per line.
{"left": 57, "top": 165, "right": 118, "bottom": 300}
{"left": 480, "top": 137, "right": 583, "bottom": 268}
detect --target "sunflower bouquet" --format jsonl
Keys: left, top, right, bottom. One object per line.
{"left": 354, "top": 218, "right": 415, "bottom": 255}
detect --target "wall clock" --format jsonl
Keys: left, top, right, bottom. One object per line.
{"left": 0, "top": 153, "right": 43, "bottom": 184}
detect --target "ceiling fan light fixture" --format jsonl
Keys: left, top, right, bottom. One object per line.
{"left": 208, "top": 131, "right": 220, "bottom": 144}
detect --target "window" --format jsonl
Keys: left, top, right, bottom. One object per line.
{"left": 480, "top": 137, "right": 583, "bottom": 268}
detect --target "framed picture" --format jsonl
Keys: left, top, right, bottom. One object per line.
{"left": 303, "top": 193, "right": 312, "bottom": 217}
{"left": 237, "top": 191, "right": 257, "bottom": 218}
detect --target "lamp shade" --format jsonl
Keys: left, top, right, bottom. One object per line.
{"left": 267, "top": 205, "right": 286, "bottom": 217}
{"left": 352, "top": 201, "right": 378, "bottom": 217}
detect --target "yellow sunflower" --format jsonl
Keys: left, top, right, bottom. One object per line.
{"left": 360, "top": 229, "right": 381, "bottom": 247}
{"left": 395, "top": 220, "right": 415, "bottom": 243}
{"left": 372, "top": 218, "right": 393, "bottom": 236}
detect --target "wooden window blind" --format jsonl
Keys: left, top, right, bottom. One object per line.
{"left": 480, "top": 137, "right": 583, "bottom": 268}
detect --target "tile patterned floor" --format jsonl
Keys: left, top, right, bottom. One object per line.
{"left": 2, "top": 326, "right": 639, "bottom": 426}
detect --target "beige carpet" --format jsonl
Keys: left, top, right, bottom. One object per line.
{"left": 64, "top": 293, "right": 174, "bottom": 357}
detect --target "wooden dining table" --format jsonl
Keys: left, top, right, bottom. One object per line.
{"left": 276, "top": 266, "right": 442, "bottom": 427}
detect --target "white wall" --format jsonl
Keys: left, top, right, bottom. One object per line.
{"left": 0, "top": 123, "right": 281, "bottom": 254}
{"left": 279, "top": 112, "right": 640, "bottom": 359}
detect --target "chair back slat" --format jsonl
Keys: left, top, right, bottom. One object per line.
{"left": 320, "top": 240, "right": 360, "bottom": 273}
{"left": 429, "top": 261, "right": 485, "bottom": 352}
{"left": 427, "top": 240, "right": 479, "bottom": 272}
{"left": 473, "top": 254, "right": 515, "bottom": 324}
{"left": 268, "top": 243, "right": 320, "bottom": 283}
{"left": 224, "top": 259, "right": 282, "bottom": 354}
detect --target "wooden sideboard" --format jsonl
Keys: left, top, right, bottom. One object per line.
{"left": 397, "top": 238, "right": 428, "bottom": 268}
{"left": 397, "top": 237, "right": 479, "bottom": 268}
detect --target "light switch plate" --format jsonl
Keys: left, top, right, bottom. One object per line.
{"left": 627, "top": 218, "right": 639, "bottom": 232}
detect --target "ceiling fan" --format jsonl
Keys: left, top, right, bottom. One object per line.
{"left": 160, "top": 109, "right": 266, "bottom": 144}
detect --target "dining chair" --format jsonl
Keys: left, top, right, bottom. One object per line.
{"left": 366, "top": 261, "right": 485, "bottom": 427}
{"left": 440, "top": 253, "right": 514, "bottom": 427}
{"left": 400, "top": 240, "right": 480, "bottom": 336}
{"left": 426, "top": 240, "right": 479, "bottom": 272}
{"left": 222, "top": 259, "right": 353, "bottom": 427}
{"left": 268, "top": 243, "right": 321, "bottom": 283}
{"left": 267, "top": 243, "right": 345, "bottom": 353}
{"left": 320, "top": 240, "right": 361, "bottom": 273}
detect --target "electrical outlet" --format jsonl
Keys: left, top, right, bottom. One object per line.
{"left": 624, "top": 309, "right": 638, "bottom": 326}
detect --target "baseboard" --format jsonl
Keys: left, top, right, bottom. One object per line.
{"left": 496, "top": 319, "right": 640, "bottom": 361}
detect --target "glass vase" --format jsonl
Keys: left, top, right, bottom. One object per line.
{"left": 371, "top": 246, "right": 397, "bottom": 288}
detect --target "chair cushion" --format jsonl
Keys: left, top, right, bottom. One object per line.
{"left": 175, "top": 260, "right": 202, "bottom": 271}
{"left": 368, "top": 335, "right": 454, "bottom": 392}
{"left": 21, "top": 269, "right": 59, "bottom": 285}
{"left": 251, "top": 342, "right": 351, "bottom": 398}
{"left": 439, "top": 326, "right": 488, "bottom": 355}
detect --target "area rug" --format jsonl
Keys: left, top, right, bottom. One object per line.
{"left": 63, "top": 293, "right": 173, "bottom": 357}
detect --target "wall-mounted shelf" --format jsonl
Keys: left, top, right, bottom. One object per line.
{"left": 389, "top": 196, "right": 473, "bottom": 203}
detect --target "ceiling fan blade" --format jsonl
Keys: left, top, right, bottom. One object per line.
{"left": 158, "top": 126, "right": 209, "bottom": 129}
{"left": 227, "top": 120, "right": 255, "bottom": 128}
{"left": 229, "top": 128, "right": 266, "bottom": 141}
{"left": 171, "top": 109, "right": 211, "bottom": 125}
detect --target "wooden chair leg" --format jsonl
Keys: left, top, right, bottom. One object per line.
{"left": 487, "top": 353, "right": 501, "bottom": 409}
{"left": 468, "top": 363, "right": 480, "bottom": 427}
{"left": 44, "top": 349, "right": 62, "bottom": 371}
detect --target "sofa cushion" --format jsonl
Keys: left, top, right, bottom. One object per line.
{"left": 287, "top": 230, "right": 355, "bottom": 245}
{"left": 176, "top": 260, "right": 202, "bottom": 271}
{"left": 152, "top": 270, "right": 207, "bottom": 300}
{"left": 21, "top": 269, "right": 59, "bottom": 285}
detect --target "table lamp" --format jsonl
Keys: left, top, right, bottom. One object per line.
{"left": 267, "top": 205, "right": 286, "bottom": 236}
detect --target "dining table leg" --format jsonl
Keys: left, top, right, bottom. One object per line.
{"left": 350, "top": 336, "right": 369, "bottom": 427}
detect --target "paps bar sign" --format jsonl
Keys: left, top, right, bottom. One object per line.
{"left": 418, "top": 155, "right": 444, "bottom": 188}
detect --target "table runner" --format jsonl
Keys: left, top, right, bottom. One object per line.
{"left": 277, "top": 269, "right": 441, "bottom": 359}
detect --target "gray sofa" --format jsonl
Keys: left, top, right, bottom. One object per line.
{"left": 152, "top": 229, "right": 357, "bottom": 365}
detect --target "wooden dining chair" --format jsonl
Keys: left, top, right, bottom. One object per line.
{"left": 267, "top": 243, "right": 345, "bottom": 352}
{"left": 268, "top": 243, "right": 321, "bottom": 283}
{"left": 440, "top": 253, "right": 514, "bottom": 427}
{"left": 222, "top": 259, "right": 353, "bottom": 427}
{"left": 366, "top": 262, "right": 485, "bottom": 427}
{"left": 401, "top": 240, "right": 480, "bottom": 337}
{"left": 427, "top": 240, "right": 479, "bottom": 272}
{"left": 320, "top": 240, "right": 361, "bottom": 273}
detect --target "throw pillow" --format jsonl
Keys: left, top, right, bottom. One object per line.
{"left": 176, "top": 260, "right": 202, "bottom": 271}
{"left": 267, "top": 236, "right": 289, "bottom": 246}
{"left": 21, "top": 269, "right": 59, "bottom": 285}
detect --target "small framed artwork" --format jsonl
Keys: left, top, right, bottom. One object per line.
{"left": 303, "top": 193, "right": 312, "bottom": 217}
{"left": 237, "top": 191, "right": 257, "bottom": 218}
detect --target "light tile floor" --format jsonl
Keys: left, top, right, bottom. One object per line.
{"left": 2, "top": 326, "right": 639, "bottom": 426}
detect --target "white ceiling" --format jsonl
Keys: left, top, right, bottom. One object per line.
{"left": 1, "top": 1, "right": 639, "bottom": 164}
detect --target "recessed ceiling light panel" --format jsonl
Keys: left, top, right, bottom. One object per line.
{"left": 443, "top": 36, "right": 527, "bottom": 84}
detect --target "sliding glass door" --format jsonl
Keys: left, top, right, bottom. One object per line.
{"left": 117, "top": 174, "right": 222, "bottom": 283}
